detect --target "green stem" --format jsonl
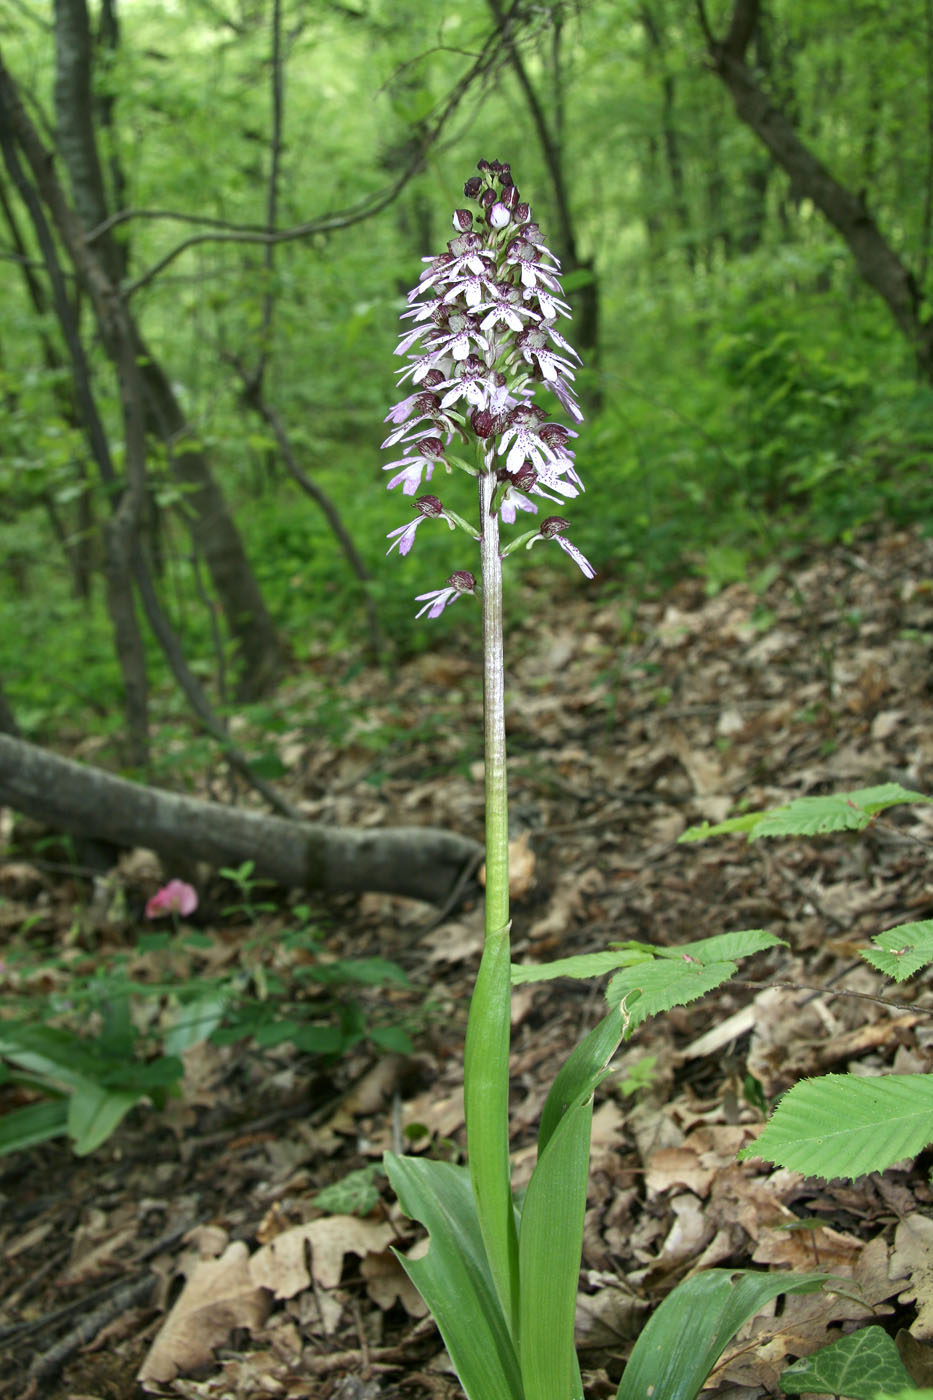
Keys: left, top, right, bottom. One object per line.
{"left": 464, "top": 460, "right": 519, "bottom": 1342}
{"left": 480, "top": 469, "right": 509, "bottom": 939}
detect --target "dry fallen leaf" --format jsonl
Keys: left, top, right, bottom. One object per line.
{"left": 138, "top": 1240, "right": 271, "bottom": 1384}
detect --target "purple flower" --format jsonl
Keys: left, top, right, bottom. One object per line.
{"left": 384, "top": 160, "right": 595, "bottom": 601}
{"left": 383, "top": 437, "right": 447, "bottom": 494}
{"left": 387, "top": 495, "right": 450, "bottom": 557}
{"left": 415, "top": 571, "right": 477, "bottom": 619}
{"left": 531, "top": 517, "right": 596, "bottom": 579}
{"left": 146, "top": 879, "right": 198, "bottom": 920}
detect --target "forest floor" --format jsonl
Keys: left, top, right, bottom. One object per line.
{"left": 3, "top": 523, "right": 933, "bottom": 1400}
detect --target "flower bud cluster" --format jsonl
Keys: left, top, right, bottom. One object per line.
{"left": 383, "top": 159, "right": 593, "bottom": 616}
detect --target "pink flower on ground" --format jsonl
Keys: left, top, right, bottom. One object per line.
{"left": 146, "top": 879, "right": 198, "bottom": 919}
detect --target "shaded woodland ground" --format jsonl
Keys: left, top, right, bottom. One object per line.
{"left": 2, "top": 522, "right": 933, "bottom": 1400}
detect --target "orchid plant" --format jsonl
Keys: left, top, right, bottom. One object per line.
{"left": 382, "top": 162, "right": 832, "bottom": 1400}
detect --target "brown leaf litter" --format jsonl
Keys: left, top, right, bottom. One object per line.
{"left": 2, "top": 524, "right": 933, "bottom": 1399}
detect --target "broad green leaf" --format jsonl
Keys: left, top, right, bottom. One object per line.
{"left": 738, "top": 1073, "right": 933, "bottom": 1179}
{"left": 520, "top": 1094, "right": 593, "bottom": 1400}
{"left": 680, "top": 812, "right": 764, "bottom": 842}
{"left": 861, "top": 920, "right": 933, "bottom": 981}
{"left": 164, "top": 992, "right": 228, "bottom": 1054}
{"left": 464, "top": 922, "right": 520, "bottom": 1338}
{"left": 0, "top": 1098, "right": 68, "bottom": 1154}
{"left": 617, "top": 1269, "right": 832, "bottom": 1400}
{"left": 511, "top": 948, "right": 652, "bottom": 986}
{"left": 383, "top": 1154, "right": 522, "bottom": 1400}
{"left": 512, "top": 932, "right": 780, "bottom": 989}
{"left": 607, "top": 960, "right": 738, "bottom": 1030}
{"left": 680, "top": 784, "right": 931, "bottom": 845}
{"left": 539, "top": 1006, "right": 624, "bottom": 1155}
{"left": 68, "top": 1080, "right": 142, "bottom": 1155}
{"left": 781, "top": 1327, "right": 913, "bottom": 1399}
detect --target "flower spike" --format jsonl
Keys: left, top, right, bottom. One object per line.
{"left": 384, "top": 161, "right": 593, "bottom": 616}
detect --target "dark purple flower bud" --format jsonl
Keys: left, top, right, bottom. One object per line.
{"left": 514, "top": 202, "right": 531, "bottom": 224}
{"left": 498, "top": 168, "right": 514, "bottom": 188}
{"left": 464, "top": 175, "right": 483, "bottom": 199}
{"left": 452, "top": 208, "right": 473, "bottom": 232}
{"left": 506, "top": 402, "right": 548, "bottom": 428}
{"left": 422, "top": 368, "right": 446, "bottom": 388}
{"left": 448, "top": 570, "right": 476, "bottom": 593}
{"left": 416, "top": 495, "right": 444, "bottom": 518}
{"left": 539, "top": 516, "right": 570, "bottom": 538}
{"left": 512, "top": 461, "right": 537, "bottom": 492}
{"left": 471, "top": 407, "right": 498, "bottom": 438}
{"left": 417, "top": 437, "right": 445, "bottom": 458}
{"left": 500, "top": 183, "right": 518, "bottom": 208}
{"left": 476, "top": 159, "right": 492, "bottom": 174}
{"left": 480, "top": 188, "right": 497, "bottom": 209}
{"left": 539, "top": 423, "right": 571, "bottom": 450}
{"left": 413, "top": 391, "right": 441, "bottom": 414}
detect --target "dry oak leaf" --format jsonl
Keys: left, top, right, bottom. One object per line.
{"left": 137, "top": 1240, "right": 270, "bottom": 1384}
{"left": 249, "top": 1216, "right": 396, "bottom": 1299}
{"left": 891, "top": 1212, "right": 933, "bottom": 1339}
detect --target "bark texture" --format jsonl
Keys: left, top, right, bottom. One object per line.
{"left": 0, "top": 734, "right": 480, "bottom": 905}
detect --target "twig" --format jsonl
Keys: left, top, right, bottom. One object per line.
{"left": 27, "top": 1273, "right": 157, "bottom": 1386}
{"left": 732, "top": 977, "right": 933, "bottom": 1016}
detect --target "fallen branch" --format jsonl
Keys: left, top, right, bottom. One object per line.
{"left": 0, "top": 734, "right": 481, "bottom": 906}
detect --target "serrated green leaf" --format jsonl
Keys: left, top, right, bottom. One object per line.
{"left": 653, "top": 929, "right": 783, "bottom": 964}
{"left": 781, "top": 1326, "right": 913, "bottom": 1399}
{"left": 680, "top": 812, "right": 765, "bottom": 842}
{"left": 738, "top": 1073, "right": 933, "bottom": 1179}
{"left": 607, "top": 959, "right": 738, "bottom": 1030}
{"left": 617, "top": 1269, "right": 832, "bottom": 1400}
{"left": 383, "top": 1154, "right": 522, "bottom": 1400}
{"left": 754, "top": 795, "right": 875, "bottom": 837}
{"left": 861, "top": 920, "right": 933, "bottom": 981}
{"left": 511, "top": 948, "right": 651, "bottom": 986}
{"left": 681, "top": 785, "right": 931, "bottom": 846}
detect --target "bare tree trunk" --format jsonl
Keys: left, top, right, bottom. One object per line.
{"left": 0, "top": 733, "right": 482, "bottom": 906}
{"left": 51, "top": 0, "right": 284, "bottom": 699}
{"left": 698, "top": 0, "right": 933, "bottom": 382}
{"left": 641, "top": 3, "right": 696, "bottom": 273}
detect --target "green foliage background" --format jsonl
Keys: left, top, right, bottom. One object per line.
{"left": 1, "top": 0, "right": 931, "bottom": 740}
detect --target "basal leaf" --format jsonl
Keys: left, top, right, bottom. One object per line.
{"left": 539, "top": 1006, "right": 624, "bottom": 1155}
{"left": 617, "top": 1269, "right": 831, "bottom": 1400}
{"left": 383, "top": 1154, "right": 522, "bottom": 1400}
{"left": 68, "top": 1080, "right": 143, "bottom": 1155}
{"left": 861, "top": 920, "right": 933, "bottom": 981}
{"left": 520, "top": 1093, "right": 593, "bottom": 1400}
{"left": 464, "top": 922, "right": 520, "bottom": 1338}
{"left": 781, "top": 1326, "right": 913, "bottom": 1399}
{"left": 0, "top": 1098, "right": 68, "bottom": 1154}
{"left": 738, "top": 1073, "right": 933, "bottom": 1179}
